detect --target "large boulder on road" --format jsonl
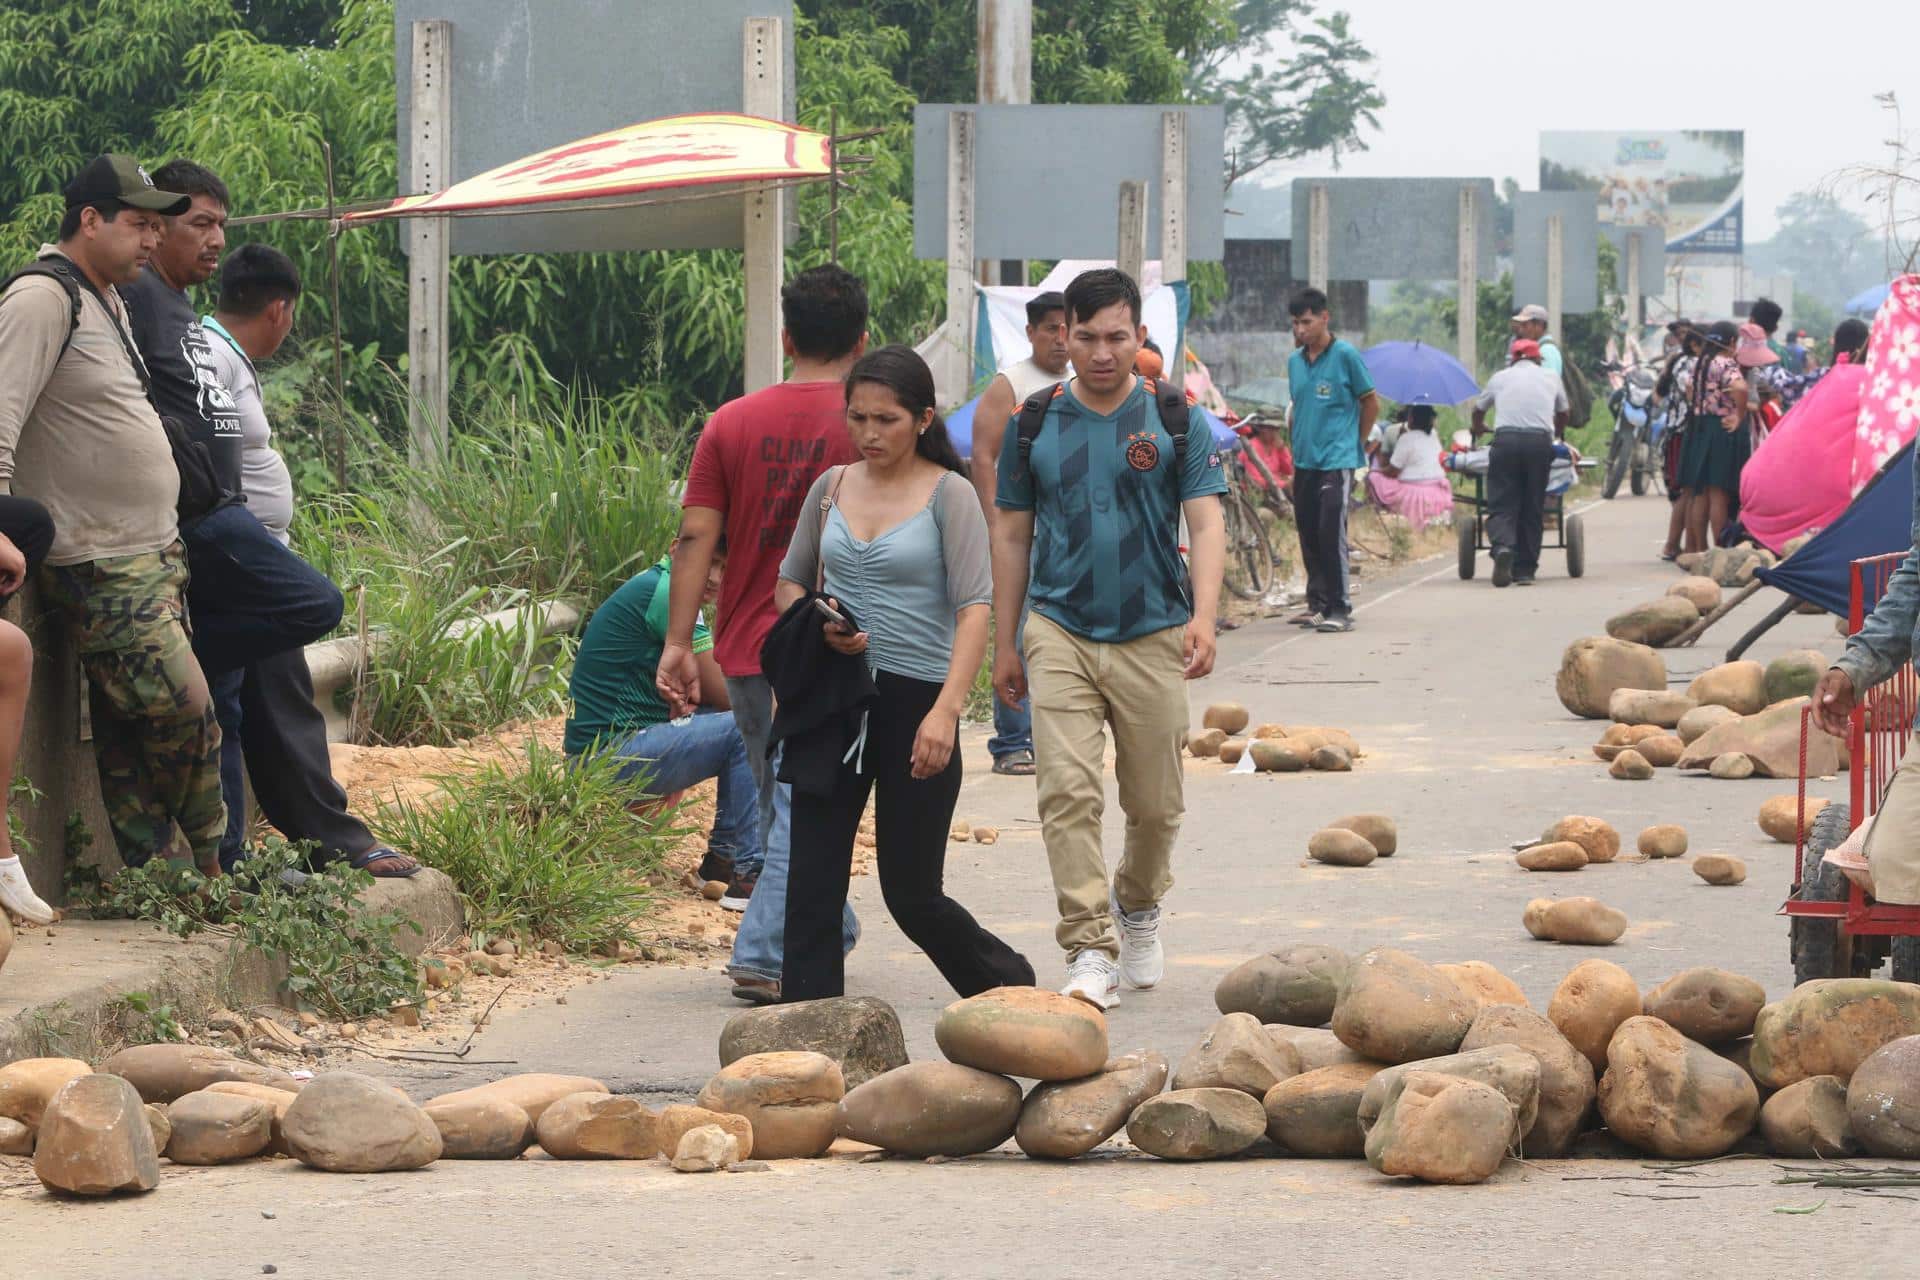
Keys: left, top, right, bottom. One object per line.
{"left": 1556, "top": 637, "right": 1667, "bottom": 720}
{"left": 1605, "top": 597, "right": 1700, "bottom": 648}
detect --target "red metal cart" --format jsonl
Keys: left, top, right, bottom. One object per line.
{"left": 1783, "top": 551, "right": 1920, "bottom": 984}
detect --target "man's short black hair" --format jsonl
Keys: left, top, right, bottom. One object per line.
{"left": 1749, "top": 297, "right": 1783, "bottom": 334}
{"left": 149, "top": 159, "right": 230, "bottom": 212}
{"left": 1064, "top": 268, "right": 1141, "bottom": 327}
{"left": 217, "top": 243, "right": 302, "bottom": 317}
{"left": 781, "top": 264, "right": 868, "bottom": 361}
{"left": 57, "top": 200, "right": 121, "bottom": 241}
{"left": 1288, "top": 287, "right": 1330, "bottom": 319}
{"left": 1025, "top": 291, "right": 1066, "bottom": 326}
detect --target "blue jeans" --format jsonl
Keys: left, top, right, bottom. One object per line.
{"left": 988, "top": 603, "right": 1031, "bottom": 760}
{"left": 724, "top": 674, "right": 858, "bottom": 983}
{"left": 599, "top": 708, "right": 762, "bottom": 872}
{"left": 183, "top": 503, "right": 344, "bottom": 680}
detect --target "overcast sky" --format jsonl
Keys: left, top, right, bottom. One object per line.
{"left": 1255, "top": 1, "right": 1920, "bottom": 243}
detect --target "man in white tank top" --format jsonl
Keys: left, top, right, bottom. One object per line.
{"left": 967, "top": 291, "right": 1070, "bottom": 775}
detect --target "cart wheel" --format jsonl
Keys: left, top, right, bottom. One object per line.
{"left": 1565, "top": 514, "right": 1586, "bottom": 579}
{"left": 1456, "top": 513, "right": 1476, "bottom": 580}
{"left": 1792, "top": 803, "right": 1856, "bottom": 986}
{"left": 1893, "top": 936, "right": 1920, "bottom": 984}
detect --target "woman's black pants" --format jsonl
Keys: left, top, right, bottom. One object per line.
{"left": 783, "top": 669, "right": 1035, "bottom": 1003}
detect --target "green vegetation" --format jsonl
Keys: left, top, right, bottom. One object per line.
{"left": 297, "top": 394, "right": 687, "bottom": 745}
{"left": 372, "top": 740, "right": 682, "bottom": 954}
{"left": 78, "top": 838, "right": 425, "bottom": 1019}
{"left": 106, "top": 991, "right": 186, "bottom": 1045}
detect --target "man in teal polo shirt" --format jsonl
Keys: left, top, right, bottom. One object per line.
{"left": 566, "top": 542, "right": 764, "bottom": 907}
{"left": 1286, "top": 287, "right": 1378, "bottom": 633}
{"left": 991, "top": 267, "right": 1227, "bottom": 1009}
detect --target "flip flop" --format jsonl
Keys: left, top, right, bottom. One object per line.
{"left": 350, "top": 846, "right": 421, "bottom": 878}
{"left": 992, "top": 749, "right": 1037, "bottom": 776}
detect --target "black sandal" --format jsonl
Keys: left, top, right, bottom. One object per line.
{"left": 350, "top": 846, "right": 421, "bottom": 878}
{"left": 992, "top": 749, "right": 1037, "bottom": 776}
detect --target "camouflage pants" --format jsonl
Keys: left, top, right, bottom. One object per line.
{"left": 42, "top": 544, "right": 226, "bottom": 871}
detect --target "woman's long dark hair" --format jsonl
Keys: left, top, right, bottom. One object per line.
{"left": 844, "top": 344, "right": 966, "bottom": 473}
{"left": 1691, "top": 320, "right": 1740, "bottom": 412}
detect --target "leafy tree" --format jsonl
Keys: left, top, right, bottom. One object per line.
{"left": 1190, "top": 2, "right": 1383, "bottom": 187}
{"left": 1, "top": 0, "right": 1380, "bottom": 433}
{"left": 1747, "top": 190, "right": 1884, "bottom": 313}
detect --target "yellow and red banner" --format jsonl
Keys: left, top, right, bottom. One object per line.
{"left": 346, "top": 113, "right": 832, "bottom": 222}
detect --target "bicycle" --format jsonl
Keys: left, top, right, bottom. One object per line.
{"left": 1219, "top": 428, "right": 1280, "bottom": 601}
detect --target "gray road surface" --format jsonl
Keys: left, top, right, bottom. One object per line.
{"left": 9, "top": 492, "right": 1916, "bottom": 1278}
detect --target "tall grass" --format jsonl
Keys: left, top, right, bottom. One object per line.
{"left": 293, "top": 392, "right": 690, "bottom": 745}
{"left": 373, "top": 740, "right": 681, "bottom": 953}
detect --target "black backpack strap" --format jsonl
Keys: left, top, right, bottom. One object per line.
{"left": 1143, "top": 376, "right": 1190, "bottom": 464}
{"left": 1015, "top": 382, "right": 1065, "bottom": 476}
{"left": 1, "top": 258, "right": 84, "bottom": 363}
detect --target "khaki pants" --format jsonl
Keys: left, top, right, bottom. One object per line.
{"left": 1026, "top": 611, "right": 1188, "bottom": 959}
{"left": 1861, "top": 735, "right": 1920, "bottom": 905}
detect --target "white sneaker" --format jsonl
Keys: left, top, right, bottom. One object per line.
{"left": 0, "top": 856, "right": 55, "bottom": 925}
{"left": 1061, "top": 950, "right": 1120, "bottom": 1010}
{"left": 1112, "top": 895, "right": 1165, "bottom": 989}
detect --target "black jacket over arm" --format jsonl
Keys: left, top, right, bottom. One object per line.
{"left": 761, "top": 590, "right": 878, "bottom": 797}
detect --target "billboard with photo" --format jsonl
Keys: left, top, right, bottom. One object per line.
{"left": 1539, "top": 131, "right": 1743, "bottom": 255}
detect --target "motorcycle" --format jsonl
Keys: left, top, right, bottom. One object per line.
{"left": 1601, "top": 365, "right": 1664, "bottom": 499}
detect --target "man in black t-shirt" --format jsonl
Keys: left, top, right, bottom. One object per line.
{"left": 130, "top": 160, "right": 416, "bottom": 878}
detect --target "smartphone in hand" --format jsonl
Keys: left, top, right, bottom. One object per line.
{"left": 812, "top": 597, "right": 854, "bottom": 632}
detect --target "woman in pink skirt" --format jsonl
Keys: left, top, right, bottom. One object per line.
{"left": 1366, "top": 406, "right": 1454, "bottom": 529}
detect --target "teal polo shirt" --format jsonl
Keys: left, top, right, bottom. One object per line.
{"left": 1287, "top": 338, "right": 1375, "bottom": 471}
{"left": 996, "top": 378, "right": 1228, "bottom": 644}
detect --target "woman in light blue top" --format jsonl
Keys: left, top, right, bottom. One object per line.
{"left": 773, "top": 345, "right": 1034, "bottom": 1001}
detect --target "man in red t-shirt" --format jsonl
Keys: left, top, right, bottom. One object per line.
{"left": 657, "top": 263, "right": 868, "bottom": 1003}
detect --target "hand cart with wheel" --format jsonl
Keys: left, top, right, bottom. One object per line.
{"left": 1449, "top": 457, "right": 1587, "bottom": 581}
{"left": 1783, "top": 551, "right": 1920, "bottom": 983}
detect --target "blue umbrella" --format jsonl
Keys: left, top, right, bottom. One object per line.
{"left": 949, "top": 390, "right": 1238, "bottom": 459}
{"left": 947, "top": 393, "right": 983, "bottom": 457}
{"left": 1359, "top": 341, "right": 1480, "bottom": 405}
{"left": 1846, "top": 282, "right": 1892, "bottom": 315}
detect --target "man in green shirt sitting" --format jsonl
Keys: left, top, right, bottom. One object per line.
{"left": 565, "top": 541, "right": 760, "bottom": 908}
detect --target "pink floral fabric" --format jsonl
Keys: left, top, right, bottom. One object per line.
{"left": 1854, "top": 274, "right": 1920, "bottom": 491}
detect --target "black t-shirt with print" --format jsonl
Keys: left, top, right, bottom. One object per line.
{"left": 123, "top": 267, "right": 243, "bottom": 493}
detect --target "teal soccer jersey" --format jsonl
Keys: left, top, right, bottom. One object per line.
{"left": 996, "top": 378, "right": 1227, "bottom": 644}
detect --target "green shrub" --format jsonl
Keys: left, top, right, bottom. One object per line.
{"left": 79, "top": 839, "right": 423, "bottom": 1020}
{"left": 295, "top": 393, "right": 689, "bottom": 745}
{"left": 372, "top": 740, "right": 680, "bottom": 953}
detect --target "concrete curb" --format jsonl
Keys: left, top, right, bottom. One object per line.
{"left": 0, "top": 868, "right": 464, "bottom": 1064}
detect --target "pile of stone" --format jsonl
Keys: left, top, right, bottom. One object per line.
{"left": 1190, "top": 703, "right": 1363, "bottom": 774}
{"left": 1578, "top": 651, "right": 1837, "bottom": 782}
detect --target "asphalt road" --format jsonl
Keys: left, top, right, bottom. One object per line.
{"left": 11, "top": 492, "right": 1916, "bottom": 1278}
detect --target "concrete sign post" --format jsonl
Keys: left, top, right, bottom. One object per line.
{"left": 1306, "top": 184, "right": 1330, "bottom": 294}
{"left": 977, "top": 0, "right": 1031, "bottom": 287}
{"left": 1514, "top": 191, "right": 1599, "bottom": 326}
{"left": 741, "top": 17, "right": 785, "bottom": 394}
{"left": 1159, "top": 111, "right": 1188, "bottom": 284}
{"left": 943, "top": 111, "right": 977, "bottom": 403}
{"left": 407, "top": 19, "right": 451, "bottom": 464}
{"left": 1117, "top": 181, "right": 1148, "bottom": 288}
{"left": 1625, "top": 232, "right": 1642, "bottom": 327}
{"left": 1546, "top": 213, "right": 1565, "bottom": 351}
{"left": 1457, "top": 184, "right": 1478, "bottom": 377}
